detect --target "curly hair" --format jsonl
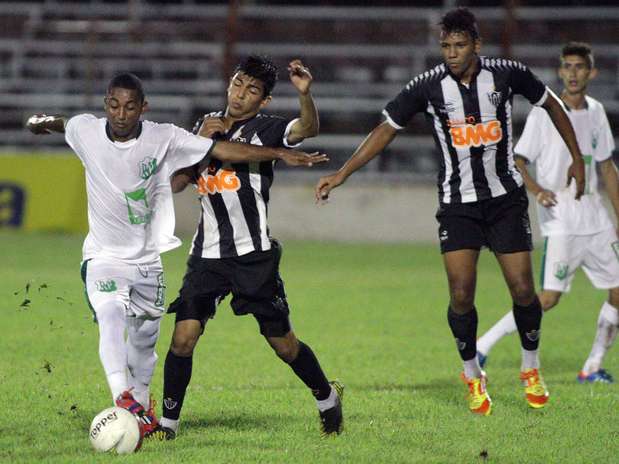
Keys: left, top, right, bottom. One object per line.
{"left": 235, "top": 55, "right": 279, "bottom": 98}
{"left": 439, "top": 7, "right": 480, "bottom": 40}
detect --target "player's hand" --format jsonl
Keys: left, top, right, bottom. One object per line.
{"left": 288, "top": 59, "right": 313, "bottom": 95}
{"left": 315, "top": 172, "right": 345, "bottom": 204}
{"left": 566, "top": 157, "right": 585, "bottom": 200}
{"left": 26, "top": 114, "right": 54, "bottom": 134}
{"left": 279, "top": 149, "right": 328, "bottom": 167}
{"left": 535, "top": 189, "right": 557, "bottom": 208}
{"left": 198, "top": 117, "right": 226, "bottom": 139}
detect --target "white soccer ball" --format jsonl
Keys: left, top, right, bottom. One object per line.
{"left": 89, "top": 406, "right": 143, "bottom": 454}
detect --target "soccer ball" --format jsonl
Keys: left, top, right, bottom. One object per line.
{"left": 89, "top": 406, "right": 143, "bottom": 454}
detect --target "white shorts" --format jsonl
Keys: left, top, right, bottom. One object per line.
{"left": 81, "top": 257, "right": 166, "bottom": 320}
{"left": 541, "top": 229, "right": 619, "bottom": 292}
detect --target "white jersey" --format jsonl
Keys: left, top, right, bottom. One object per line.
{"left": 515, "top": 96, "right": 615, "bottom": 236}
{"left": 65, "top": 114, "right": 214, "bottom": 263}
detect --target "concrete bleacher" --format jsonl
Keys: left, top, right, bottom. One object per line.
{"left": 0, "top": 2, "right": 617, "bottom": 177}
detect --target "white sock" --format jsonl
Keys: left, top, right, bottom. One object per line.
{"left": 477, "top": 310, "right": 517, "bottom": 356}
{"left": 127, "top": 372, "right": 150, "bottom": 409}
{"left": 96, "top": 300, "right": 129, "bottom": 401}
{"left": 582, "top": 302, "right": 619, "bottom": 374}
{"left": 126, "top": 317, "right": 161, "bottom": 408}
{"left": 463, "top": 358, "right": 482, "bottom": 379}
{"left": 521, "top": 348, "right": 540, "bottom": 371}
{"left": 316, "top": 386, "right": 337, "bottom": 412}
{"left": 160, "top": 417, "right": 180, "bottom": 432}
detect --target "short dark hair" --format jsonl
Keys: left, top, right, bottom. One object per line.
{"left": 234, "top": 55, "right": 278, "bottom": 97}
{"left": 107, "top": 72, "right": 145, "bottom": 102}
{"left": 439, "top": 7, "right": 480, "bottom": 41}
{"left": 561, "top": 42, "right": 594, "bottom": 69}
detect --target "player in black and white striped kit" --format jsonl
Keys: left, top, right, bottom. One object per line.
{"left": 316, "top": 8, "right": 586, "bottom": 415}
{"left": 159, "top": 55, "right": 343, "bottom": 438}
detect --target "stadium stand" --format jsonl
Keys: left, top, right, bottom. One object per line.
{"left": 0, "top": 2, "right": 617, "bottom": 178}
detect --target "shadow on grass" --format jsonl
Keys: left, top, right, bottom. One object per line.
{"left": 183, "top": 411, "right": 300, "bottom": 433}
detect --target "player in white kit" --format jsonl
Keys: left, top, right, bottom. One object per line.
{"left": 26, "top": 73, "right": 327, "bottom": 436}
{"left": 477, "top": 43, "right": 619, "bottom": 383}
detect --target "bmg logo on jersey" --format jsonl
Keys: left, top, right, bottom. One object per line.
{"left": 449, "top": 120, "right": 503, "bottom": 149}
{"left": 197, "top": 169, "right": 241, "bottom": 195}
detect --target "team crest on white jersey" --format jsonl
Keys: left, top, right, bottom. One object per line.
{"left": 591, "top": 130, "right": 598, "bottom": 150}
{"left": 554, "top": 262, "right": 569, "bottom": 280}
{"left": 138, "top": 157, "right": 157, "bottom": 180}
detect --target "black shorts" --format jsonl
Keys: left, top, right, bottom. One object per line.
{"left": 436, "top": 186, "right": 533, "bottom": 254}
{"left": 168, "top": 239, "right": 291, "bottom": 337}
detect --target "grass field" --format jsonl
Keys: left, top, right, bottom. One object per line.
{"left": 1, "top": 231, "right": 617, "bottom": 463}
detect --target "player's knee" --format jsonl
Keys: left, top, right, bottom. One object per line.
{"left": 510, "top": 280, "right": 536, "bottom": 305}
{"left": 171, "top": 326, "right": 201, "bottom": 357}
{"left": 94, "top": 299, "right": 124, "bottom": 324}
{"left": 270, "top": 337, "right": 299, "bottom": 363}
{"left": 450, "top": 286, "right": 475, "bottom": 311}
{"left": 608, "top": 288, "right": 619, "bottom": 309}
{"left": 539, "top": 292, "right": 561, "bottom": 311}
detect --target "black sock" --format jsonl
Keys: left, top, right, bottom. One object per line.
{"left": 513, "top": 297, "right": 542, "bottom": 351}
{"left": 447, "top": 306, "right": 478, "bottom": 361}
{"left": 288, "top": 341, "right": 331, "bottom": 400}
{"left": 162, "top": 350, "right": 193, "bottom": 421}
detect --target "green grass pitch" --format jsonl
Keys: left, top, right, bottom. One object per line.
{"left": 1, "top": 231, "right": 617, "bottom": 463}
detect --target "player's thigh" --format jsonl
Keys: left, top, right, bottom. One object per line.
{"left": 82, "top": 258, "right": 131, "bottom": 317}
{"left": 130, "top": 260, "right": 166, "bottom": 320}
{"left": 442, "top": 249, "right": 480, "bottom": 304}
{"left": 485, "top": 187, "right": 533, "bottom": 255}
{"left": 230, "top": 241, "right": 291, "bottom": 337}
{"left": 168, "top": 255, "right": 229, "bottom": 329}
{"left": 435, "top": 203, "right": 486, "bottom": 254}
{"left": 539, "top": 235, "right": 581, "bottom": 293}
{"left": 494, "top": 250, "right": 536, "bottom": 301}
{"left": 581, "top": 229, "right": 619, "bottom": 290}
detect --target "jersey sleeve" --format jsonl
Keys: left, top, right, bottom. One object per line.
{"left": 383, "top": 79, "right": 428, "bottom": 130}
{"left": 64, "top": 114, "right": 97, "bottom": 163}
{"left": 594, "top": 105, "right": 616, "bottom": 162}
{"left": 514, "top": 108, "right": 545, "bottom": 163}
{"left": 508, "top": 61, "right": 548, "bottom": 106}
{"left": 282, "top": 118, "right": 302, "bottom": 148}
{"left": 167, "top": 125, "right": 214, "bottom": 174}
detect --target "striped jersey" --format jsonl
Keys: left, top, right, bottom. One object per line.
{"left": 189, "top": 112, "right": 300, "bottom": 258}
{"left": 383, "top": 56, "right": 549, "bottom": 204}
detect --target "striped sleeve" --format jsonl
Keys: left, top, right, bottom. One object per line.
{"left": 507, "top": 60, "right": 547, "bottom": 106}
{"left": 383, "top": 74, "right": 431, "bottom": 129}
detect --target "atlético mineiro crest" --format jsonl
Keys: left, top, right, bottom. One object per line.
{"left": 525, "top": 329, "right": 540, "bottom": 342}
{"left": 487, "top": 90, "right": 502, "bottom": 107}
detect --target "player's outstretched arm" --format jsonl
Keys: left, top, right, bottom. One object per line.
{"left": 211, "top": 141, "right": 328, "bottom": 167}
{"left": 315, "top": 121, "right": 397, "bottom": 202}
{"left": 599, "top": 158, "right": 619, "bottom": 234}
{"left": 515, "top": 156, "right": 557, "bottom": 208}
{"left": 26, "top": 114, "right": 67, "bottom": 134}
{"left": 286, "top": 59, "right": 319, "bottom": 144}
{"left": 541, "top": 94, "right": 585, "bottom": 199}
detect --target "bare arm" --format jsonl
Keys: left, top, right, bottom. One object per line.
{"left": 599, "top": 158, "right": 619, "bottom": 231}
{"left": 286, "top": 59, "right": 319, "bottom": 144}
{"left": 515, "top": 156, "right": 557, "bottom": 207}
{"left": 314, "top": 121, "right": 397, "bottom": 201}
{"left": 171, "top": 166, "right": 199, "bottom": 193}
{"left": 211, "top": 140, "right": 328, "bottom": 167}
{"left": 541, "top": 93, "right": 585, "bottom": 198}
{"left": 26, "top": 114, "right": 67, "bottom": 134}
